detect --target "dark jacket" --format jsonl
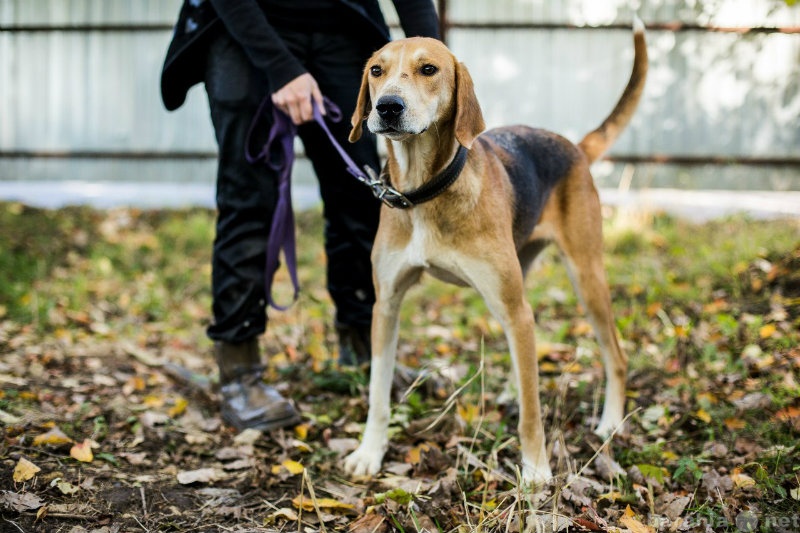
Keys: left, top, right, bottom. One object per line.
{"left": 160, "top": 0, "right": 440, "bottom": 111}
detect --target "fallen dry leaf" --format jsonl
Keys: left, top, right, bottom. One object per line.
{"left": 694, "top": 408, "right": 712, "bottom": 424}
{"left": 724, "top": 417, "right": 746, "bottom": 430}
{"left": 349, "top": 513, "right": 388, "bottom": 533}
{"left": 405, "top": 442, "right": 438, "bottom": 465}
{"left": 294, "top": 423, "right": 310, "bottom": 440}
{"left": 0, "top": 408, "right": 22, "bottom": 425}
{"left": 0, "top": 491, "right": 45, "bottom": 512}
{"left": 13, "top": 457, "right": 41, "bottom": 483}
{"left": 326, "top": 438, "right": 359, "bottom": 455}
{"left": 292, "top": 495, "right": 355, "bottom": 513}
{"left": 272, "top": 507, "right": 299, "bottom": 521}
{"left": 176, "top": 468, "right": 225, "bottom": 485}
{"left": 168, "top": 396, "right": 188, "bottom": 418}
{"left": 70, "top": 439, "right": 94, "bottom": 463}
{"left": 233, "top": 428, "right": 262, "bottom": 446}
{"left": 55, "top": 480, "right": 80, "bottom": 495}
{"left": 271, "top": 459, "right": 304, "bottom": 476}
{"left": 33, "top": 427, "right": 73, "bottom": 447}
{"left": 730, "top": 471, "right": 756, "bottom": 488}
{"left": 619, "top": 505, "right": 655, "bottom": 533}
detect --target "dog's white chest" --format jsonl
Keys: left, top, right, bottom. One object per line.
{"left": 405, "top": 220, "right": 434, "bottom": 268}
{"left": 404, "top": 218, "right": 470, "bottom": 286}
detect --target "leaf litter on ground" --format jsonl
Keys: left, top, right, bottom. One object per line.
{"left": 0, "top": 202, "right": 798, "bottom": 532}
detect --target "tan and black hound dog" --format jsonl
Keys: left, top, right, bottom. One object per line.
{"left": 344, "top": 18, "right": 647, "bottom": 484}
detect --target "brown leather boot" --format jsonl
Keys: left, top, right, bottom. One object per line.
{"left": 215, "top": 339, "right": 301, "bottom": 432}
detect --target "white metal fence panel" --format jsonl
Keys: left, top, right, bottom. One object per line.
{"left": 0, "top": 0, "right": 798, "bottom": 205}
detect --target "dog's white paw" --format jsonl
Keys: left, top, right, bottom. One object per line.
{"left": 594, "top": 416, "right": 623, "bottom": 440}
{"left": 522, "top": 462, "right": 552, "bottom": 487}
{"left": 343, "top": 445, "right": 385, "bottom": 478}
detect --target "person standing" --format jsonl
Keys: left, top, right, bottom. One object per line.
{"left": 160, "top": 0, "right": 440, "bottom": 432}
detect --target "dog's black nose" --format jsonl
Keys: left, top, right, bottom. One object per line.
{"left": 375, "top": 95, "right": 405, "bottom": 119}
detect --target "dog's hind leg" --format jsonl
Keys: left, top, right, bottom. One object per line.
{"left": 459, "top": 253, "right": 553, "bottom": 485}
{"left": 344, "top": 262, "right": 422, "bottom": 477}
{"left": 553, "top": 190, "right": 628, "bottom": 438}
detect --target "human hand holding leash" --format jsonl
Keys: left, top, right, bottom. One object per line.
{"left": 271, "top": 73, "right": 325, "bottom": 125}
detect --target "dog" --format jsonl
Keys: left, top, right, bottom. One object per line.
{"left": 343, "top": 18, "right": 647, "bottom": 484}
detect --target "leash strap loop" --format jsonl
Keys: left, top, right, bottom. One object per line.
{"left": 246, "top": 96, "right": 300, "bottom": 310}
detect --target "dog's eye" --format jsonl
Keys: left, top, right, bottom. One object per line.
{"left": 370, "top": 65, "right": 382, "bottom": 77}
{"left": 420, "top": 64, "right": 438, "bottom": 76}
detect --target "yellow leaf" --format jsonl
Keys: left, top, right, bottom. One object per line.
{"left": 125, "top": 375, "right": 146, "bottom": 392}
{"left": 70, "top": 439, "right": 94, "bottom": 463}
{"left": 696, "top": 392, "right": 718, "bottom": 405}
{"left": 731, "top": 472, "right": 756, "bottom": 488}
{"left": 646, "top": 302, "right": 662, "bottom": 318}
{"left": 143, "top": 395, "right": 165, "bottom": 408}
{"left": 271, "top": 460, "right": 305, "bottom": 476}
{"left": 598, "top": 491, "right": 624, "bottom": 502}
{"left": 759, "top": 323, "right": 777, "bottom": 339}
{"left": 435, "top": 343, "right": 451, "bottom": 355}
{"left": 539, "top": 361, "right": 559, "bottom": 373}
{"left": 457, "top": 403, "right": 480, "bottom": 424}
{"left": 694, "top": 409, "right": 712, "bottom": 424}
{"left": 277, "top": 460, "right": 305, "bottom": 475}
{"left": 405, "top": 442, "right": 438, "bottom": 465}
{"left": 661, "top": 450, "right": 679, "bottom": 461}
{"left": 571, "top": 320, "right": 593, "bottom": 336}
{"left": 292, "top": 495, "right": 355, "bottom": 512}
{"left": 168, "top": 397, "right": 188, "bottom": 418}
{"left": 755, "top": 354, "right": 776, "bottom": 370}
{"left": 13, "top": 457, "right": 41, "bottom": 482}
{"left": 33, "top": 427, "right": 73, "bottom": 447}
{"left": 294, "top": 424, "right": 309, "bottom": 440}
{"left": 724, "top": 417, "right": 746, "bottom": 430}
{"left": 620, "top": 505, "right": 655, "bottom": 533}
{"left": 291, "top": 439, "right": 312, "bottom": 453}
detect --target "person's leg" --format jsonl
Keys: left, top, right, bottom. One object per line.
{"left": 297, "top": 32, "right": 382, "bottom": 365}
{"left": 204, "top": 33, "right": 300, "bottom": 430}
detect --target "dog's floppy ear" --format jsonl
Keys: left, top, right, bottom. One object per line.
{"left": 454, "top": 61, "right": 485, "bottom": 149}
{"left": 349, "top": 63, "right": 372, "bottom": 143}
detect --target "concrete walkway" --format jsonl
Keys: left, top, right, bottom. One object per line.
{"left": 1, "top": 180, "right": 799, "bottom": 221}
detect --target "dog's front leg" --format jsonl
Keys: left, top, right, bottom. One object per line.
{"left": 344, "top": 263, "right": 421, "bottom": 478}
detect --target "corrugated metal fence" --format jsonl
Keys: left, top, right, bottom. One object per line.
{"left": 0, "top": 0, "right": 798, "bottom": 207}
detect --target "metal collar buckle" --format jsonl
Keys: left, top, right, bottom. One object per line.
{"left": 363, "top": 166, "right": 414, "bottom": 209}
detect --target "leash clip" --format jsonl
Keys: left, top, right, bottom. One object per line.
{"left": 363, "top": 165, "right": 413, "bottom": 209}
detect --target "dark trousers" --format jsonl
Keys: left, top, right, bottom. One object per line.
{"left": 203, "top": 29, "right": 381, "bottom": 343}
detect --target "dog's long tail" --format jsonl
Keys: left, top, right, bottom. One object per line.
{"left": 578, "top": 16, "right": 648, "bottom": 164}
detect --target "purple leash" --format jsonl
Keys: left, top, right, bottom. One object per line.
{"left": 245, "top": 96, "right": 370, "bottom": 310}
{"left": 244, "top": 96, "right": 303, "bottom": 310}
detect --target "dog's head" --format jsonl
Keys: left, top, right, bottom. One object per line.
{"left": 349, "top": 37, "right": 485, "bottom": 149}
